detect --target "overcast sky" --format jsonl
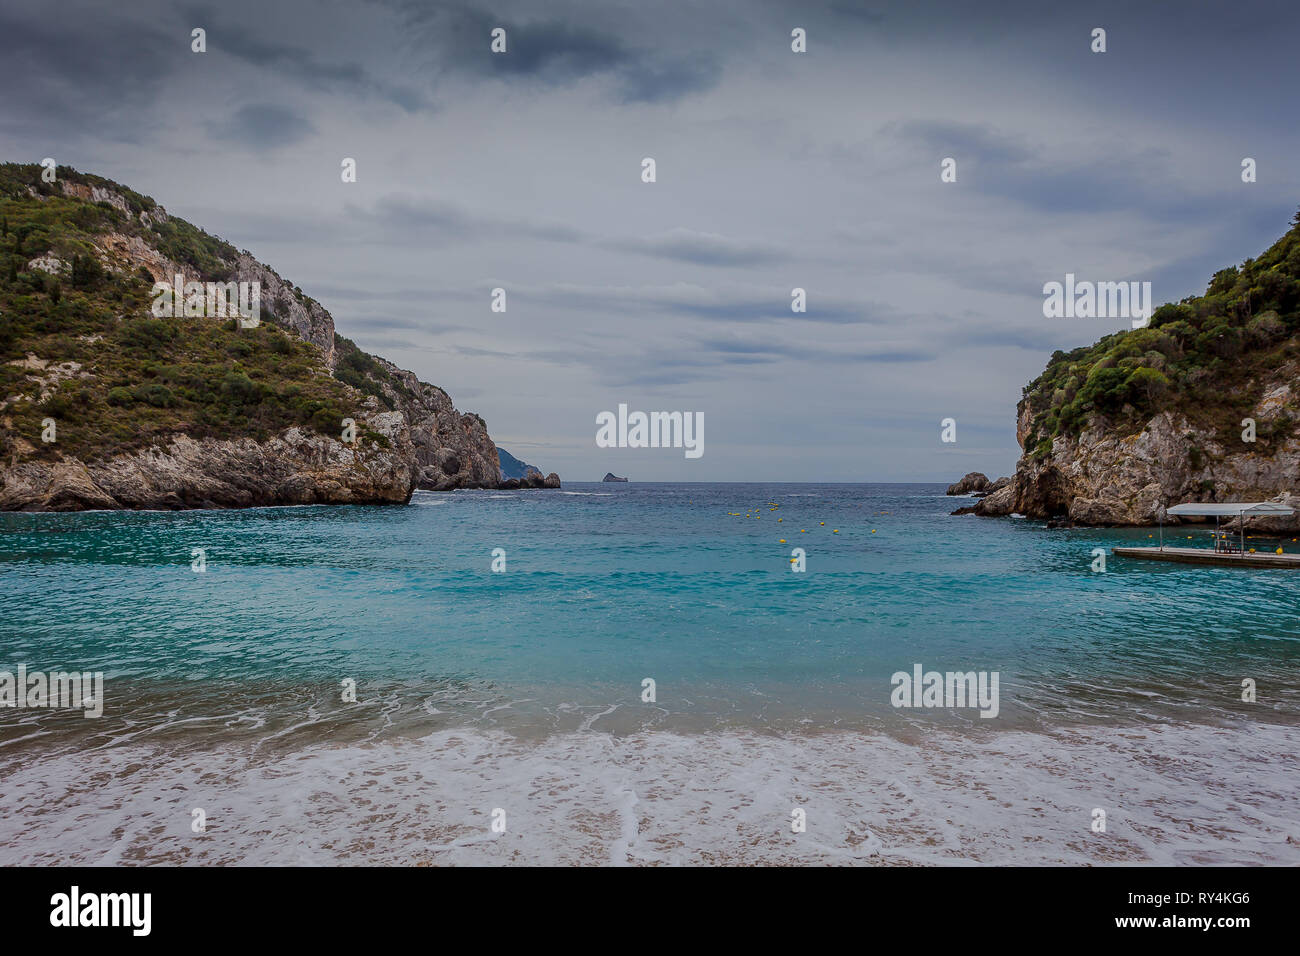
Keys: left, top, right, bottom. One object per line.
{"left": 3, "top": 0, "right": 1297, "bottom": 481}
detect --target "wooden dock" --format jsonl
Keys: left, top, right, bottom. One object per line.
{"left": 1113, "top": 546, "right": 1300, "bottom": 569}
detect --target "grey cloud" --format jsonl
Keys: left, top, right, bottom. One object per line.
{"left": 5, "top": 0, "right": 1298, "bottom": 481}
{"left": 610, "top": 229, "right": 785, "bottom": 267}
{"left": 355, "top": 195, "right": 586, "bottom": 244}
{"left": 885, "top": 120, "right": 1034, "bottom": 167}
{"left": 615, "top": 55, "right": 722, "bottom": 104}
{"left": 183, "top": 4, "right": 432, "bottom": 111}
{"left": 380, "top": 0, "right": 721, "bottom": 102}
{"left": 207, "top": 104, "right": 316, "bottom": 150}
{"left": 352, "top": 198, "right": 796, "bottom": 270}
{"left": 0, "top": 7, "right": 179, "bottom": 143}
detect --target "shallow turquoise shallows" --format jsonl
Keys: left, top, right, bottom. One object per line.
{"left": 2, "top": 482, "right": 1298, "bottom": 745}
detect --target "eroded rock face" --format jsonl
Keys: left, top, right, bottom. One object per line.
{"left": 0, "top": 413, "right": 417, "bottom": 512}
{"left": 233, "top": 253, "right": 337, "bottom": 369}
{"left": 59, "top": 181, "right": 134, "bottom": 218}
{"left": 370, "top": 358, "right": 505, "bottom": 491}
{"left": 975, "top": 384, "right": 1300, "bottom": 528}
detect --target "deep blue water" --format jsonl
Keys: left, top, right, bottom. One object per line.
{"left": 2, "top": 482, "right": 1298, "bottom": 742}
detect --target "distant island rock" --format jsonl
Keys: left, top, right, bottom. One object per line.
{"left": 498, "top": 448, "right": 542, "bottom": 481}
{"left": 0, "top": 164, "right": 559, "bottom": 510}
{"left": 602, "top": 472, "right": 628, "bottom": 482}
{"left": 966, "top": 207, "right": 1300, "bottom": 529}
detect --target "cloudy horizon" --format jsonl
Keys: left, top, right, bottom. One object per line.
{"left": 4, "top": 0, "right": 1297, "bottom": 481}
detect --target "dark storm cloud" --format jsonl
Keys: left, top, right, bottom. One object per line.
{"left": 0, "top": 6, "right": 179, "bottom": 142}
{"left": 884, "top": 119, "right": 1249, "bottom": 225}
{"left": 389, "top": 1, "right": 624, "bottom": 78}
{"left": 379, "top": 0, "right": 721, "bottom": 102}
{"left": 615, "top": 55, "right": 723, "bottom": 105}
{"left": 350, "top": 199, "right": 798, "bottom": 270}
{"left": 207, "top": 104, "right": 317, "bottom": 150}
{"left": 3, "top": 0, "right": 1298, "bottom": 481}
{"left": 182, "top": 4, "right": 431, "bottom": 111}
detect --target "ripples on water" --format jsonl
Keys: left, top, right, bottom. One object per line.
{"left": 2, "top": 483, "right": 1298, "bottom": 863}
{"left": 4, "top": 482, "right": 1297, "bottom": 736}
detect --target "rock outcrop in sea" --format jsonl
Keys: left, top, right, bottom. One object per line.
{"left": 951, "top": 476, "right": 987, "bottom": 496}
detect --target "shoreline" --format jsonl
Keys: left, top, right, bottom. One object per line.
{"left": 2, "top": 720, "right": 1295, "bottom": 866}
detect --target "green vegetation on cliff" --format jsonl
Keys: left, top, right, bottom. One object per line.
{"left": 0, "top": 163, "right": 388, "bottom": 462}
{"left": 1021, "top": 208, "right": 1300, "bottom": 460}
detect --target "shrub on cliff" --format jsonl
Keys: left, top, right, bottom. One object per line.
{"left": 1021, "top": 208, "right": 1300, "bottom": 457}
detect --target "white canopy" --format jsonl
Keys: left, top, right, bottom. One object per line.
{"left": 1167, "top": 502, "right": 1295, "bottom": 517}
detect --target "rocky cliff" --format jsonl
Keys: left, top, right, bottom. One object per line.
{"left": 973, "top": 209, "right": 1300, "bottom": 528}
{"left": 0, "top": 163, "right": 557, "bottom": 510}
{"left": 0, "top": 414, "right": 416, "bottom": 511}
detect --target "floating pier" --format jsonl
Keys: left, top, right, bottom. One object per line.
{"left": 1112, "top": 546, "right": 1300, "bottom": 569}
{"left": 1113, "top": 500, "right": 1299, "bottom": 568}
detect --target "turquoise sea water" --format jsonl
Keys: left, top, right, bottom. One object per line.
{"left": 3, "top": 482, "right": 1298, "bottom": 736}
{"left": 2, "top": 483, "right": 1298, "bottom": 864}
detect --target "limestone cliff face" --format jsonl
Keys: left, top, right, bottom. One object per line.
{"left": 231, "top": 252, "right": 338, "bottom": 370}
{"left": 969, "top": 210, "right": 1300, "bottom": 528}
{"left": 372, "top": 357, "right": 503, "bottom": 490}
{"left": 0, "top": 174, "right": 554, "bottom": 511}
{"left": 975, "top": 367, "right": 1300, "bottom": 528}
{"left": 0, "top": 412, "right": 416, "bottom": 511}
